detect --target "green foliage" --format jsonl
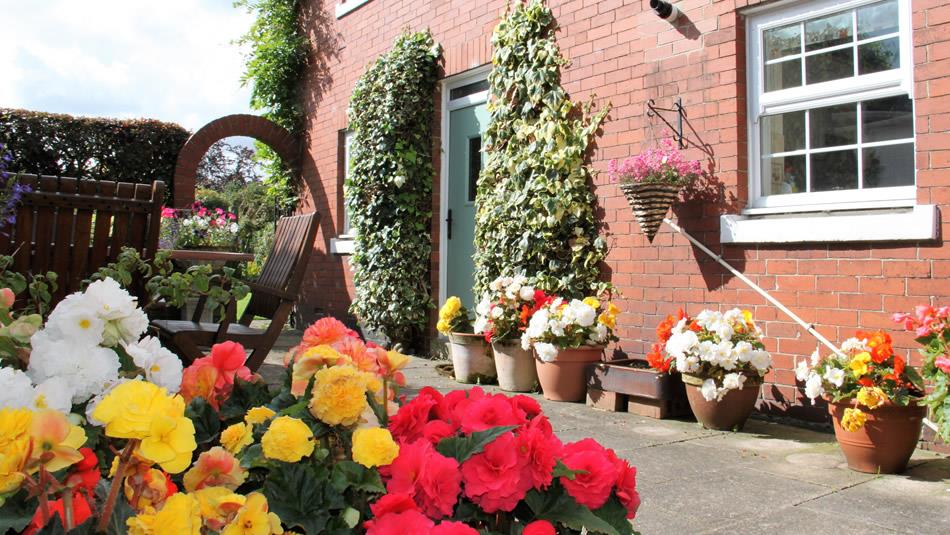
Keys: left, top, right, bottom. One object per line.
{"left": 526, "top": 483, "right": 637, "bottom": 535}
{"left": 346, "top": 30, "right": 442, "bottom": 350}
{"left": 186, "top": 397, "right": 222, "bottom": 445}
{"left": 436, "top": 425, "right": 517, "bottom": 462}
{"left": 0, "top": 108, "right": 188, "bottom": 203}
{"left": 235, "top": 0, "right": 308, "bottom": 210}
{"left": 263, "top": 462, "right": 346, "bottom": 534}
{"left": 914, "top": 331, "right": 950, "bottom": 442}
{"left": 474, "top": 0, "right": 609, "bottom": 299}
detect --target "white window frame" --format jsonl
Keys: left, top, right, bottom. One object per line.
{"left": 330, "top": 130, "right": 356, "bottom": 255}
{"left": 745, "top": 0, "right": 916, "bottom": 214}
{"left": 335, "top": 0, "right": 372, "bottom": 19}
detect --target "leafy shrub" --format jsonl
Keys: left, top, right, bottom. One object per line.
{"left": 0, "top": 108, "right": 189, "bottom": 203}
{"left": 473, "top": 0, "right": 609, "bottom": 300}
{"left": 347, "top": 30, "right": 442, "bottom": 350}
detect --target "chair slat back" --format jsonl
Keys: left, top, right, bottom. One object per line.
{"left": 2, "top": 175, "right": 166, "bottom": 301}
{"left": 245, "top": 212, "right": 320, "bottom": 320}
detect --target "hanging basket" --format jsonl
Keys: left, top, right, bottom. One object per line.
{"left": 619, "top": 182, "right": 681, "bottom": 242}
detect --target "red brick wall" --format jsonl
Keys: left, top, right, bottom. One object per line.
{"left": 296, "top": 0, "right": 949, "bottom": 441}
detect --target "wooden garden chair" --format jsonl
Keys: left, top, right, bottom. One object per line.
{"left": 151, "top": 211, "right": 320, "bottom": 371}
{"left": 0, "top": 175, "right": 165, "bottom": 304}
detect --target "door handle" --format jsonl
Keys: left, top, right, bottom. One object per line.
{"left": 446, "top": 209, "right": 453, "bottom": 240}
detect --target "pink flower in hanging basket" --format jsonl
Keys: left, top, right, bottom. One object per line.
{"left": 608, "top": 138, "right": 703, "bottom": 187}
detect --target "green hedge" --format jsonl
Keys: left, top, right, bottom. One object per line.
{"left": 0, "top": 108, "right": 190, "bottom": 201}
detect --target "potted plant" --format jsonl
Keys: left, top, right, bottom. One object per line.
{"left": 438, "top": 296, "right": 495, "bottom": 383}
{"left": 160, "top": 202, "right": 240, "bottom": 255}
{"left": 650, "top": 308, "right": 772, "bottom": 430}
{"left": 474, "top": 275, "right": 542, "bottom": 392}
{"left": 797, "top": 330, "right": 926, "bottom": 473}
{"left": 522, "top": 295, "right": 619, "bottom": 401}
{"left": 608, "top": 138, "right": 703, "bottom": 242}
{"left": 893, "top": 305, "right": 950, "bottom": 444}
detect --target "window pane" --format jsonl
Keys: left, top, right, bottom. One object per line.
{"left": 858, "top": 0, "right": 899, "bottom": 40}
{"left": 762, "top": 155, "right": 805, "bottom": 195}
{"left": 863, "top": 143, "right": 914, "bottom": 188}
{"left": 858, "top": 37, "right": 900, "bottom": 75}
{"left": 811, "top": 150, "right": 858, "bottom": 191}
{"left": 765, "top": 24, "right": 801, "bottom": 60}
{"left": 467, "top": 136, "right": 481, "bottom": 203}
{"left": 810, "top": 103, "right": 857, "bottom": 149}
{"left": 761, "top": 111, "right": 805, "bottom": 154}
{"left": 450, "top": 80, "right": 489, "bottom": 101}
{"left": 805, "top": 12, "right": 853, "bottom": 52}
{"left": 766, "top": 59, "right": 802, "bottom": 91}
{"left": 806, "top": 48, "right": 854, "bottom": 84}
{"left": 862, "top": 95, "right": 913, "bottom": 142}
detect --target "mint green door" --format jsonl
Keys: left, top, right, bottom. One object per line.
{"left": 446, "top": 103, "right": 488, "bottom": 309}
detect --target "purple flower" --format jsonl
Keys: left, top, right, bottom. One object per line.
{"left": 608, "top": 138, "right": 703, "bottom": 186}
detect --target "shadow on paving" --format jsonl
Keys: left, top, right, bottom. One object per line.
{"left": 256, "top": 336, "right": 949, "bottom": 535}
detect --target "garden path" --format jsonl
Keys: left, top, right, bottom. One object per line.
{"left": 258, "top": 329, "right": 950, "bottom": 534}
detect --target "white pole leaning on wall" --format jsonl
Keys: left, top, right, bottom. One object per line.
{"left": 661, "top": 217, "right": 940, "bottom": 433}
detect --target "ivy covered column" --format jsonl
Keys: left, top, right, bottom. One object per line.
{"left": 347, "top": 31, "right": 442, "bottom": 350}
{"left": 474, "top": 0, "right": 609, "bottom": 300}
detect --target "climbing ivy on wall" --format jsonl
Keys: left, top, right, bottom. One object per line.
{"left": 235, "top": 0, "right": 309, "bottom": 211}
{"left": 473, "top": 0, "right": 610, "bottom": 299}
{"left": 347, "top": 31, "right": 442, "bottom": 350}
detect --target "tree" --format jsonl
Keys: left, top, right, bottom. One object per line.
{"left": 196, "top": 140, "right": 263, "bottom": 190}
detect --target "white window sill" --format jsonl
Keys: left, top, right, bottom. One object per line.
{"left": 720, "top": 205, "right": 939, "bottom": 244}
{"left": 335, "top": 0, "right": 371, "bottom": 18}
{"left": 330, "top": 237, "right": 355, "bottom": 255}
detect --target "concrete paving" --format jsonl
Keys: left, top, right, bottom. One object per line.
{"left": 258, "top": 329, "right": 949, "bottom": 535}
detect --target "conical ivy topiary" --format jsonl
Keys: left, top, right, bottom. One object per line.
{"left": 347, "top": 30, "right": 442, "bottom": 350}
{"left": 473, "top": 0, "right": 609, "bottom": 300}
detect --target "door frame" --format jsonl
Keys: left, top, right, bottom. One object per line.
{"left": 438, "top": 65, "right": 491, "bottom": 307}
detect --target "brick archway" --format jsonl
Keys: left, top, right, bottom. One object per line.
{"left": 172, "top": 114, "right": 298, "bottom": 207}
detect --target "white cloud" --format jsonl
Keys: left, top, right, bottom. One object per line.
{"left": 0, "top": 0, "right": 256, "bottom": 131}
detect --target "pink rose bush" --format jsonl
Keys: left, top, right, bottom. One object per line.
{"left": 893, "top": 305, "right": 950, "bottom": 442}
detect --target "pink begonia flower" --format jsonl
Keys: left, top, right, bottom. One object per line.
{"left": 935, "top": 355, "right": 950, "bottom": 374}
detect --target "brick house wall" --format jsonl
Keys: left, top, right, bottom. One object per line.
{"left": 295, "top": 0, "right": 949, "bottom": 445}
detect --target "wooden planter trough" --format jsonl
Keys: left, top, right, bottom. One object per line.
{"left": 585, "top": 359, "right": 690, "bottom": 419}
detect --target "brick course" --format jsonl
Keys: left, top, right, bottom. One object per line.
{"left": 295, "top": 0, "right": 950, "bottom": 446}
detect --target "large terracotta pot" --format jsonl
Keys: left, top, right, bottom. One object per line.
{"left": 491, "top": 341, "right": 538, "bottom": 392}
{"left": 827, "top": 398, "right": 926, "bottom": 474}
{"left": 447, "top": 332, "right": 496, "bottom": 383}
{"left": 536, "top": 346, "right": 605, "bottom": 402}
{"left": 682, "top": 373, "right": 762, "bottom": 431}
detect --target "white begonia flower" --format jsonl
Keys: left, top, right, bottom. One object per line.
{"left": 804, "top": 373, "right": 824, "bottom": 401}
{"left": 0, "top": 367, "right": 36, "bottom": 409}
{"left": 475, "top": 298, "right": 491, "bottom": 317}
{"left": 696, "top": 310, "right": 722, "bottom": 331}
{"left": 733, "top": 341, "right": 753, "bottom": 362}
{"left": 521, "top": 332, "right": 532, "bottom": 350}
{"left": 230, "top": 222, "right": 239, "bottom": 233}
{"left": 28, "top": 332, "right": 121, "bottom": 405}
{"left": 525, "top": 309, "right": 548, "bottom": 339}
{"left": 683, "top": 356, "right": 701, "bottom": 373}
{"left": 548, "top": 319, "right": 566, "bottom": 337}
{"left": 749, "top": 350, "right": 772, "bottom": 373}
{"left": 723, "top": 308, "right": 743, "bottom": 325}
{"left": 46, "top": 295, "right": 106, "bottom": 346}
{"left": 696, "top": 340, "right": 716, "bottom": 362}
{"left": 840, "top": 337, "right": 869, "bottom": 355}
{"left": 809, "top": 347, "right": 823, "bottom": 366}
{"left": 794, "top": 358, "right": 811, "bottom": 382}
{"left": 489, "top": 278, "right": 504, "bottom": 292}
{"left": 665, "top": 330, "right": 699, "bottom": 360}
{"left": 716, "top": 322, "right": 735, "bottom": 342}
{"left": 126, "top": 336, "right": 184, "bottom": 392}
{"left": 32, "top": 377, "right": 74, "bottom": 412}
{"left": 722, "top": 372, "right": 747, "bottom": 392}
{"left": 534, "top": 342, "right": 558, "bottom": 362}
{"left": 700, "top": 379, "right": 720, "bottom": 402}
{"left": 591, "top": 323, "right": 608, "bottom": 343}
{"left": 823, "top": 367, "right": 846, "bottom": 388}
{"left": 519, "top": 286, "right": 535, "bottom": 301}
{"left": 109, "top": 307, "right": 150, "bottom": 347}
{"left": 473, "top": 316, "right": 489, "bottom": 334}
{"left": 490, "top": 306, "right": 504, "bottom": 319}
{"left": 570, "top": 300, "right": 597, "bottom": 328}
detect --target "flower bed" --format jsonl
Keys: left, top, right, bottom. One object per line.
{"left": 0, "top": 281, "right": 641, "bottom": 534}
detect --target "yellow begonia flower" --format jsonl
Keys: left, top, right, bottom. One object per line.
{"left": 741, "top": 309, "right": 754, "bottom": 327}
{"left": 92, "top": 380, "right": 185, "bottom": 440}
{"left": 30, "top": 409, "right": 86, "bottom": 473}
{"left": 583, "top": 297, "right": 600, "bottom": 309}
{"left": 352, "top": 427, "right": 399, "bottom": 468}
{"left": 439, "top": 296, "right": 462, "bottom": 321}
{"left": 124, "top": 467, "right": 175, "bottom": 511}
{"left": 436, "top": 318, "right": 452, "bottom": 334}
{"left": 194, "top": 486, "right": 247, "bottom": 531}
{"left": 291, "top": 345, "right": 345, "bottom": 397}
{"left": 856, "top": 386, "right": 887, "bottom": 410}
{"left": 220, "top": 422, "right": 254, "bottom": 455}
{"left": 383, "top": 350, "right": 410, "bottom": 373}
{"left": 841, "top": 407, "right": 867, "bottom": 432}
{"left": 153, "top": 493, "right": 203, "bottom": 535}
{"left": 0, "top": 408, "right": 33, "bottom": 493}
{"left": 849, "top": 352, "right": 872, "bottom": 377}
{"left": 245, "top": 406, "right": 277, "bottom": 425}
{"left": 126, "top": 508, "right": 156, "bottom": 535}
{"left": 261, "top": 416, "right": 315, "bottom": 463}
{"left": 221, "top": 493, "right": 283, "bottom": 535}
{"left": 138, "top": 414, "right": 197, "bottom": 474}
{"left": 183, "top": 446, "right": 247, "bottom": 492}
{"left": 309, "top": 365, "right": 372, "bottom": 426}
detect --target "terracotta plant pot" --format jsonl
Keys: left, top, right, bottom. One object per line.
{"left": 447, "top": 332, "right": 496, "bottom": 383}
{"left": 619, "top": 182, "right": 680, "bottom": 242}
{"left": 491, "top": 341, "right": 538, "bottom": 392}
{"left": 827, "top": 398, "right": 926, "bottom": 474}
{"left": 682, "top": 373, "right": 762, "bottom": 431}
{"left": 535, "top": 346, "right": 605, "bottom": 402}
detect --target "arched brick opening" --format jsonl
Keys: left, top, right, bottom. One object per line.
{"left": 172, "top": 114, "right": 299, "bottom": 207}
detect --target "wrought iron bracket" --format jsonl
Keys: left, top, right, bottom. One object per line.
{"left": 646, "top": 98, "right": 687, "bottom": 149}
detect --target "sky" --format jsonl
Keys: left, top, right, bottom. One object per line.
{"left": 0, "top": 0, "right": 256, "bottom": 132}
